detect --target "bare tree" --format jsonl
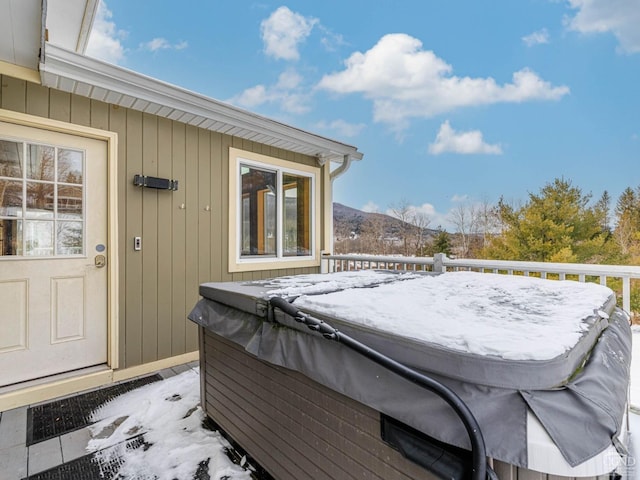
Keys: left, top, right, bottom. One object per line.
{"left": 389, "top": 199, "right": 417, "bottom": 256}
{"left": 449, "top": 203, "right": 477, "bottom": 257}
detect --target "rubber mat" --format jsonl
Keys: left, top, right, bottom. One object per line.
{"left": 23, "top": 433, "right": 249, "bottom": 480}
{"left": 23, "top": 435, "right": 148, "bottom": 480}
{"left": 26, "top": 374, "right": 162, "bottom": 446}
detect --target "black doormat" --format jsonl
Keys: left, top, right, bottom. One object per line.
{"left": 23, "top": 435, "right": 147, "bottom": 480}
{"left": 23, "top": 434, "right": 241, "bottom": 480}
{"left": 26, "top": 374, "right": 162, "bottom": 446}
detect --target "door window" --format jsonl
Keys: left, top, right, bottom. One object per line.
{"left": 0, "top": 139, "right": 85, "bottom": 257}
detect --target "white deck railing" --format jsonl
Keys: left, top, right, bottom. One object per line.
{"left": 321, "top": 253, "right": 640, "bottom": 314}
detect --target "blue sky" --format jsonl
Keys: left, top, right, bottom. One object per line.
{"left": 87, "top": 0, "right": 640, "bottom": 229}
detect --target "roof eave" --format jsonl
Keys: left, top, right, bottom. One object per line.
{"left": 40, "top": 43, "right": 363, "bottom": 163}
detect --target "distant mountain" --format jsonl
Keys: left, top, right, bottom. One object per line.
{"left": 333, "top": 202, "right": 438, "bottom": 240}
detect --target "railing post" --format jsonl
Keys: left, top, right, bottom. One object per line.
{"left": 623, "top": 277, "right": 631, "bottom": 313}
{"left": 434, "top": 253, "right": 447, "bottom": 273}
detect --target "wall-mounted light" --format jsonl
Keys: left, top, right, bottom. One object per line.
{"left": 133, "top": 174, "right": 178, "bottom": 191}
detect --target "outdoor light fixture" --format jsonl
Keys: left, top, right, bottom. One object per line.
{"left": 133, "top": 174, "right": 178, "bottom": 191}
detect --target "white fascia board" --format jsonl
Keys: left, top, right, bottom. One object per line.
{"left": 41, "top": 43, "right": 363, "bottom": 163}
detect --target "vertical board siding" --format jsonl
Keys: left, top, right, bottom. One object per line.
{"left": 3, "top": 80, "right": 321, "bottom": 369}
{"left": 141, "top": 113, "right": 159, "bottom": 364}
{"left": 1, "top": 76, "right": 26, "bottom": 112}
{"left": 171, "top": 122, "right": 187, "bottom": 356}
{"left": 184, "top": 125, "right": 200, "bottom": 353}
{"left": 156, "top": 117, "right": 173, "bottom": 360}
{"left": 26, "top": 83, "right": 50, "bottom": 118}
{"left": 125, "top": 109, "right": 144, "bottom": 367}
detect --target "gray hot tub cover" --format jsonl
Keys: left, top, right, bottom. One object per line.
{"left": 189, "top": 272, "right": 631, "bottom": 469}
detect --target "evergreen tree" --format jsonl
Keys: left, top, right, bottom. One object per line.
{"left": 426, "top": 227, "right": 452, "bottom": 256}
{"left": 483, "top": 178, "right": 614, "bottom": 263}
{"left": 614, "top": 187, "right": 640, "bottom": 258}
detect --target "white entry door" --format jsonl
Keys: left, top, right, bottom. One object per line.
{"left": 0, "top": 121, "right": 108, "bottom": 387}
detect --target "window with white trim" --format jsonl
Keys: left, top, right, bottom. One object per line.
{"left": 229, "top": 148, "right": 319, "bottom": 272}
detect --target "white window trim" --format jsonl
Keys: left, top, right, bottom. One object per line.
{"left": 229, "top": 147, "right": 320, "bottom": 273}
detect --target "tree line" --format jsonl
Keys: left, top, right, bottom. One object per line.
{"left": 334, "top": 178, "right": 640, "bottom": 316}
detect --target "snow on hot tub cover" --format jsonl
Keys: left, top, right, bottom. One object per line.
{"left": 189, "top": 270, "right": 631, "bottom": 469}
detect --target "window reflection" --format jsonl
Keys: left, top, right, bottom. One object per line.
{"left": 240, "top": 164, "right": 277, "bottom": 256}
{"left": 0, "top": 179, "right": 23, "bottom": 217}
{"left": 0, "top": 219, "right": 22, "bottom": 255}
{"left": 27, "top": 144, "right": 55, "bottom": 181}
{"left": 283, "top": 173, "right": 311, "bottom": 257}
{"left": 0, "top": 140, "right": 85, "bottom": 257}
{"left": 0, "top": 140, "right": 23, "bottom": 178}
{"left": 26, "top": 182, "right": 54, "bottom": 218}
{"left": 57, "top": 221, "right": 82, "bottom": 255}
{"left": 57, "top": 185, "right": 83, "bottom": 219}
{"left": 58, "top": 149, "right": 83, "bottom": 184}
{"left": 24, "top": 220, "right": 53, "bottom": 256}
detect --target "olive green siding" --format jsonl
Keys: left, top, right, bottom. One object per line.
{"left": 0, "top": 75, "right": 324, "bottom": 369}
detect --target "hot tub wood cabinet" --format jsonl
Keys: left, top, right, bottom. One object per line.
{"left": 190, "top": 271, "right": 632, "bottom": 480}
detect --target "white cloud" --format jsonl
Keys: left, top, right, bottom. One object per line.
{"left": 260, "top": 6, "right": 318, "bottom": 61}
{"left": 451, "top": 194, "right": 469, "bottom": 203}
{"left": 428, "top": 121, "right": 503, "bottom": 155}
{"left": 140, "top": 38, "right": 188, "bottom": 52}
{"left": 361, "top": 201, "right": 380, "bottom": 213}
{"left": 86, "top": 1, "right": 126, "bottom": 64}
{"left": 316, "top": 119, "right": 366, "bottom": 138}
{"left": 522, "top": 28, "right": 550, "bottom": 46}
{"left": 565, "top": 0, "right": 640, "bottom": 53}
{"left": 229, "top": 68, "right": 311, "bottom": 114}
{"left": 317, "top": 33, "right": 569, "bottom": 129}
{"left": 319, "top": 25, "right": 347, "bottom": 52}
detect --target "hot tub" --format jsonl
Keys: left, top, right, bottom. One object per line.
{"left": 189, "top": 270, "right": 632, "bottom": 479}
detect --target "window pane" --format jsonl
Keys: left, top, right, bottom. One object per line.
{"left": 24, "top": 220, "right": 53, "bottom": 256}
{"left": 0, "top": 140, "right": 23, "bottom": 178}
{"left": 27, "top": 144, "right": 55, "bottom": 181}
{"left": 240, "top": 164, "right": 277, "bottom": 256}
{"left": 57, "top": 221, "right": 83, "bottom": 255}
{"left": 26, "top": 182, "right": 54, "bottom": 219}
{"left": 58, "top": 185, "right": 83, "bottom": 219}
{"left": 283, "top": 173, "right": 311, "bottom": 257}
{"left": 58, "top": 149, "right": 83, "bottom": 184}
{"left": 0, "top": 219, "right": 22, "bottom": 255}
{"left": 0, "top": 179, "right": 23, "bottom": 217}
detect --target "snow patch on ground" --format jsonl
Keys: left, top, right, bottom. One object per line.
{"left": 286, "top": 271, "right": 613, "bottom": 360}
{"left": 88, "top": 369, "right": 251, "bottom": 480}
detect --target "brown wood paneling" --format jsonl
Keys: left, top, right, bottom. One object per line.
{"left": 202, "top": 330, "right": 435, "bottom": 480}
{"left": 1, "top": 76, "right": 26, "bottom": 112}
{"left": 141, "top": 112, "right": 159, "bottom": 364}
{"left": 203, "top": 329, "right": 604, "bottom": 480}
{"left": 171, "top": 122, "right": 187, "bottom": 355}
{"left": 124, "top": 109, "right": 144, "bottom": 367}
{"left": 156, "top": 116, "right": 173, "bottom": 359}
